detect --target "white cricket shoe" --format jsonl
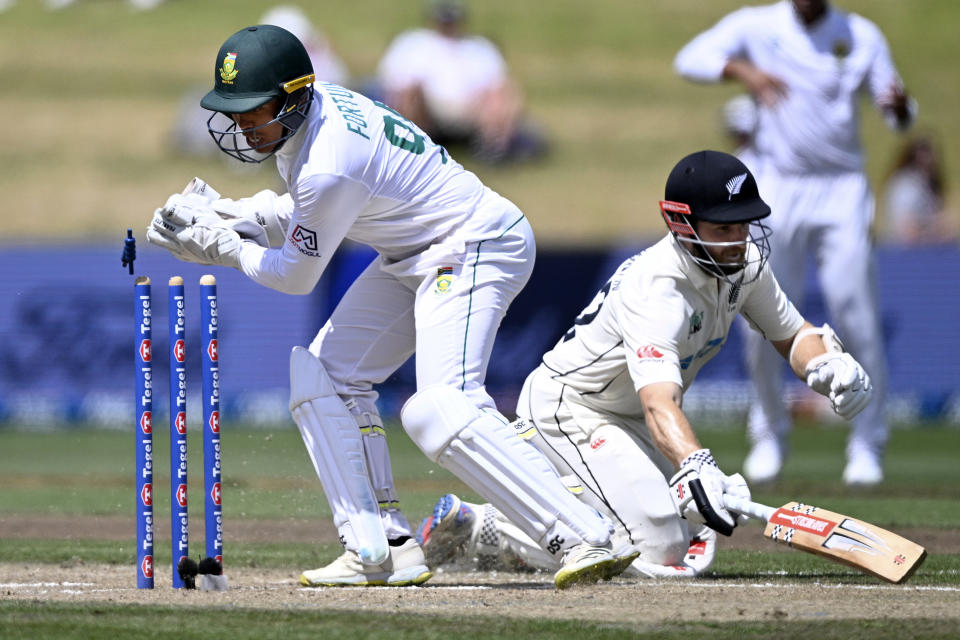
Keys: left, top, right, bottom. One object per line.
{"left": 299, "top": 538, "right": 432, "bottom": 587}
{"left": 843, "top": 450, "right": 884, "bottom": 487}
{"left": 742, "top": 437, "right": 785, "bottom": 484}
{"left": 553, "top": 544, "right": 639, "bottom": 590}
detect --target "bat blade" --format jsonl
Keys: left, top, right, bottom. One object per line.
{"left": 762, "top": 501, "right": 926, "bottom": 583}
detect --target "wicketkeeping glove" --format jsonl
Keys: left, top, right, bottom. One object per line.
{"left": 182, "top": 177, "right": 289, "bottom": 248}
{"left": 669, "top": 449, "right": 739, "bottom": 536}
{"left": 147, "top": 222, "right": 242, "bottom": 268}
{"left": 209, "top": 189, "right": 290, "bottom": 248}
{"left": 806, "top": 352, "right": 872, "bottom": 420}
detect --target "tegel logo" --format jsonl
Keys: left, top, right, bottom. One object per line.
{"left": 175, "top": 411, "right": 187, "bottom": 434}
{"left": 139, "top": 339, "right": 152, "bottom": 362}
{"left": 176, "top": 484, "right": 188, "bottom": 508}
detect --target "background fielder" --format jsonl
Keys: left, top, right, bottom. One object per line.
{"left": 674, "top": 0, "right": 915, "bottom": 486}
{"left": 418, "top": 150, "right": 873, "bottom": 578}
{"left": 147, "top": 24, "right": 637, "bottom": 590}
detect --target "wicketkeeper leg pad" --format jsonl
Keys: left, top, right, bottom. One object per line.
{"left": 400, "top": 385, "right": 613, "bottom": 554}
{"left": 350, "top": 403, "right": 413, "bottom": 538}
{"left": 289, "top": 346, "right": 389, "bottom": 565}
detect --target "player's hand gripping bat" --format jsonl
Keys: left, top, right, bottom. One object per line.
{"left": 723, "top": 495, "right": 926, "bottom": 583}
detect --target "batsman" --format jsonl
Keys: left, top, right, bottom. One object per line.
{"left": 419, "top": 150, "right": 874, "bottom": 578}
{"left": 146, "top": 24, "right": 639, "bottom": 589}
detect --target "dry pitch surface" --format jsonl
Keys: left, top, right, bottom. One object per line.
{"left": 2, "top": 514, "right": 958, "bottom": 625}
{"left": 2, "top": 562, "right": 958, "bottom": 625}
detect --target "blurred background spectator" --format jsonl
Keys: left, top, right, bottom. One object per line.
{"left": 169, "top": 5, "right": 349, "bottom": 161}
{"left": 261, "top": 4, "right": 350, "bottom": 89}
{"left": 376, "top": 0, "right": 546, "bottom": 165}
{"left": 882, "top": 135, "right": 957, "bottom": 245}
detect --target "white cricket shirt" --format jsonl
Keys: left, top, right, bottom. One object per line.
{"left": 235, "top": 83, "right": 522, "bottom": 294}
{"left": 674, "top": 1, "right": 909, "bottom": 174}
{"left": 540, "top": 234, "right": 804, "bottom": 415}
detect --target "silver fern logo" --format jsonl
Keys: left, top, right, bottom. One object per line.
{"left": 725, "top": 173, "right": 748, "bottom": 200}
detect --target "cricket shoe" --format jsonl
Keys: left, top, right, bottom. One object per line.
{"left": 419, "top": 494, "right": 522, "bottom": 571}
{"left": 843, "top": 450, "right": 883, "bottom": 487}
{"left": 299, "top": 538, "right": 432, "bottom": 587}
{"left": 416, "top": 493, "right": 476, "bottom": 566}
{"left": 623, "top": 527, "right": 717, "bottom": 579}
{"left": 553, "top": 544, "right": 640, "bottom": 590}
{"left": 742, "top": 436, "right": 786, "bottom": 484}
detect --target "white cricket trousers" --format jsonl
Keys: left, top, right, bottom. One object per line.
{"left": 307, "top": 214, "right": 535, "bottom": 537}
{"left": 512, "top": 365, "right": 692, "bottom": 566}
{"left": 744, "top": 168, "right": 888, "bottom": 459}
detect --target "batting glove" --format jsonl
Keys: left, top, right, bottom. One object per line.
{"left": 669, "top": 449, "right": 738, "bottom": 536}
{"left": 723, "top": 472, "right": 751, "bottom": 526}
{"left": 806, "top": 352, "right": 873, "bottom": 419}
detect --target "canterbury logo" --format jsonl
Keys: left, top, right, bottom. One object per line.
{"left": 725, "top": 173, "right": 747, "bottom": 200}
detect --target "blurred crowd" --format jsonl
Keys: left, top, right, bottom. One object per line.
{"left": 167, "top": 0, "right": 546, "bottom": 167}
{"left": 882, "top": 135, "right": 956, "bottom": 245}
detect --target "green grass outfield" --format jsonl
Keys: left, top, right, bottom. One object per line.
{"left": 0, "top": 422, "right": 958, "bottom": 638}
{"left": 2, "top": 603, "right": 957, "bottom": 640}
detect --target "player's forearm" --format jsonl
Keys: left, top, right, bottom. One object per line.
{"left": 639, "top": 384, "right": 702, "bottom": 467}
{"left": 721, "top": 58, "right": 757, "bottom": 85}
{"left": 235, "top": 242, "right": 328, "bottom": 295}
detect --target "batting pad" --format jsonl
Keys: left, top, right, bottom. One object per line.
{"left": 401, "top": 385, "right": 612, "bottom": 549}
{"left": 289, "top": 347, "right": 389, "bottom": 565}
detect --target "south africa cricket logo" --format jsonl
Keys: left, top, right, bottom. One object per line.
{"left": 220, "top": 52, "right": 239, "bottom": 83}
{"left": 435, "top": 266, "right": 454, "bottom": 295}
{"left": 832, "top": 40, "right": 850, "bottom": 60}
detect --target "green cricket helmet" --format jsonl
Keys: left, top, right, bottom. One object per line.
{"left": 201, "top": 25, "right": 316, "bottom": 163}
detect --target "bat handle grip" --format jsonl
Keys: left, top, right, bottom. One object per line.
{"left": 722, "top": 494, "right": 776, "bottom": 522}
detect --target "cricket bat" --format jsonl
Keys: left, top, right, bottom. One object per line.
{"left": 723, "top": 495, "right": 927, "bottom": 583}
